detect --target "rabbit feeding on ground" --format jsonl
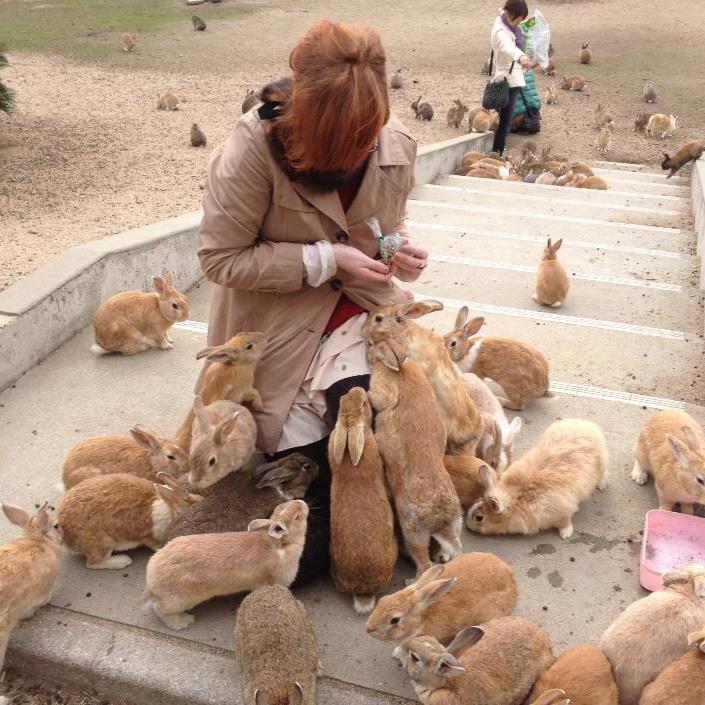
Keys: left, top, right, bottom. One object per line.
{"left": 157, "top": 92, "right": 180, "bottom": 110}
{"left": 561, "top": 75, "right": 586, "bottom": 91}
{"left": 120, "top": 33, "right": 137, "bottom": 52}
{"left": 646, "top": 114, "right": 677, "bottom": 138}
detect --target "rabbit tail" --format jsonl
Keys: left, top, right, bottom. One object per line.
{"left": 90, "top": 343, "right": 110, "bottom": 355}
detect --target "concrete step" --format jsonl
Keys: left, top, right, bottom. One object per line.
{"left": 407, "top": 221, "right": 700, "bottom": 287}
{"left": 407, "top": 200, "right": 695, "bottom": 253}
{"left": 435, "top": 174, "right": 690, "bottom": 209}
{"left": 592, "top": 166, "right": 689, "bottom": 186}
{"left": 413, "top": 183, "right": 686, "bottom": 227}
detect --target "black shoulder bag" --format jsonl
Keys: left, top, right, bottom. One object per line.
{"left": 482, "top": 51, "right": 515, "bottom": 111}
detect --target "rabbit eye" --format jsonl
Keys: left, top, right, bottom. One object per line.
{"left": 166, "top": 454, "right": 176, "bottom": 460}
{"left": 53, "top": 523, "right": 60, "bottom": 530}
{"left": 375, "top": 315, "right": 383, "bottom": 322}
{"left": 390, "top": 616, "right": 401, "bottom": 625}
{"left": 410, "top": 652, "right": 419, "bottom": 663}
{"left": 246, "top": 343, "right": 254, "bottom": 350}
{"left": 450, "top": 341, "right": 456, "bottom": 347}
{"left": 171, "top": 303, "right": 179, "bottom": 310}
{"left": 208, "top": 456, "right": 216, "bottom": 466}
{"left": 302, "top": 463, "right": 310, "bottom": 470}
{"left": 697, "top": 475, "right": 705, "bottom": 486}
{"left": 475, "top": 513, "right": 484, "bottom": 522}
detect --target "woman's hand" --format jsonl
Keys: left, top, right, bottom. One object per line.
{"left": 519, "top": 55, "right": 530, "bottom": 69}
{"left": 332, "top": 244, "right": 393, "bottom": 283}
{"left": 390, "top": 241, "right": 429, "bottom": 282}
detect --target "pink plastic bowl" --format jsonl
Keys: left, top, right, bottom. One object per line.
{"left": 640, "top": 509, "right": 705, "bottom": 591}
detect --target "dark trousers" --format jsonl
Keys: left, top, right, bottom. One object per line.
{"left": 492, "top": 86, "right": 520, "bottom": 155}
{"left": 268, "top": 374, "right": 370, "bottom": 587}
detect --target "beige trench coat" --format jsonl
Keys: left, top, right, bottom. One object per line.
{"left": 197, "top": 110, "right": 417, "bottom": 453}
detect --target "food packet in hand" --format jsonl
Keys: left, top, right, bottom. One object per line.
{"left": 367, "top": 217, "right": 408, "bottom": 265}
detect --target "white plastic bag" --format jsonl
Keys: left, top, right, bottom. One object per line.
{"left": 520, "top": 9, "right": 551, "bottom": 70}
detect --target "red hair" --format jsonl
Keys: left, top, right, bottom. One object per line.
{"left": 276, "top": 20, "right": 390, "bottom": 173}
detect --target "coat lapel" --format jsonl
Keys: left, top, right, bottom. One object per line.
{"left": 289, "top": 181, "right": 348, "bottom": 232}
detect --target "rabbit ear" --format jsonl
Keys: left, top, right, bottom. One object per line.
{"left": 289, "top": 683, "right": 304, "bottom": 705}
{"left": 152, "top": 275, "right": 165, "bottom": 294}
{"left": 681, "top": 425, "right": 702, "bottom": 452}
{"left": 695, "top": 574, "right": 705, "bottom": 598}
{"left": 213, "top": 411, "right": 240, "bottom": 445}
{"left": 256, "top": 466, "right": 294, "bottom": 490}
{"left": 667, "top": 434, "right": 690, "bottom": 471}
{"left": 162, "top": 268, "right": 174, "bottom": 288}
{"left": 2, "top": 503, "right": 30, "bottom": 528}
{"left": 489, "top": 421, "right": 503, "bottom": 464}
{"left": 154, "top": 483, "right": 177, "bottom": 506}
{"left": 447, "top": 626, "right": 485, "bottom": 657}
{"left": 505, "top": 417, "right": 522, "bottom": 446}
{"left": 155, "top": 472, "right": 188, "bottom": 497}
{"left": 464, "top": 316, "right": 485, "bottom": 338}
{"left": 193, "top": 396, "right": 209, "bottom": 434}
{"left": 268, "top": 521, "right": 289, "bottom": 539}
{"left": 130, "top": 425, "right": 160, "bottom": 452}
{"left": 400, "top": 300, "right": 444, "bottom": 319}
{"left": 254, "top": 689, "right": 269, "bottom": 705}
{"left": 248, "top": 518, "right": 271, "bottom": 532}
{"left": 478, "top": 464, "right": 497, "bottom": 491}
{"left": 546, "top": 237, "right": 552, "bottom": 250}
{"left": 348, "top": 425, "right": 365, "bottom": 466}
{"left": 35, "top": 501, "right": 52, "bottom": 533}
{"left": 433, "top": 654, "right": 466, "bottom": 677}
{"left": 375, "top": 342, "right": 402, "bottom": 372}
{"left": 416, "top": 577, "right": 457, "bottom": 609}
{"left": 196, "top": 344, "right": 237, "bottom": 363}
{"left": 412, "top": 563, "right": 446, "bottom": 588}
{"left": 329, "top": 419, "right": 348, "bottom": 466}
{"left": 662, "top": 568, "right": 692, "bottom": 588}
{"left": 454, "top": 306, "right": 469, "bottom": 330}
{"left": 552, "top": 238, "right": 563, "bottom": 253}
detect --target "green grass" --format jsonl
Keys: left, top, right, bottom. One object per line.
{"left": 0, "top": 0, "right": 252, "bottom": 61}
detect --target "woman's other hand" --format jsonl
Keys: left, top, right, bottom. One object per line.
{"left": 332, "top": 244, "right": 393, "bottom": 283}
{"left": 519, "top": 55, "right": 530, "bottom": 69}
{"left": 390, "top": 241, "right": 429, "bottom": 282}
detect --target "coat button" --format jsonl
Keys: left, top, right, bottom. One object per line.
{"left": 331, "top": 278, "right": 343, "bottom": 291}
{"left": 335, "top": 230, "right": 349, "bottom": 243}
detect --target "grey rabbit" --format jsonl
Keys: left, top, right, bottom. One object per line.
{"left": 643, "top": 80, "right": 658, "bottom": 103}
{"left": 390, "top": 69, "right": 403, "bottom": 89}
{"left": 411, "top": 96, "right": 434, "bottom": 121}
{"left": 190, "top": 123, "right": 207, "bottom": 148}
{"left": 191, "top": 15, "right": 206, "bottom": 31}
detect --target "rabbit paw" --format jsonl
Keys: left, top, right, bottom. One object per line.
{"left": 631, "top": 462, "right": 648, "bottom": 485}
{"left": 558, "top": 522, "right": 574, "bottom": 540}
{"left": 353, "top": 595, "right": 376, "bottom": 615}
{"left": 160, "top": 340, "right": 174, "bottom": 350}
{"left": 87, "top": 554, "right": 133, "bottom": 570}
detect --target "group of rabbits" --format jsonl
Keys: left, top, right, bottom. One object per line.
{"left": 3, "top": 260, "right": 705, "bottom": 704}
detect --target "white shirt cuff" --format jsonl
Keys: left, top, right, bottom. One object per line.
{"left": 303, "top": 240, "right": 337, "bottom": 287}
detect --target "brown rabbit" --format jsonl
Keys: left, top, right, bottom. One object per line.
{"left": 443, "top": 455, "right": 488, "bottom": 510}
{"left": 0, "top": 502, "right": 62, "bottom": 672}
{"left": 394, "top": 617, "right": 554, "bottom": 705}
{"left": 601, "top": 564, "right": 705, "bottom": 705}
{"left": 574, "top": 174, "right": 609, "bottom": 190}
{"left": 529, "top": 692, "right": 569, "bottom": 705}
{"left": 471, "top": 109, "right": 493, "bottom": 133}
{"left": 461, "top": 150, "right": 486, "bottom": 170}
{"left": 632, "top": 410, "right": 705, "bottom": 514}
{"left": 566, "top": 161, "right": 594, "bottom": 177}
{"left": 92, "top": 268, "right": 189, "bottom": 355}
{"left": 466, "top": 106, "right": 485, "bottom": 129}
{"left": 143, "top": 500, "right": 308, "bottom": 630}
{"left": 367, "top": 341, "right": 463, "bottom": 578}
{"left": 595, "top": 126, "right": 612, "bottom": 154}
{"left": 235, "top": 585, "right": 319, "bottom": 705}
{"left": 639, "top": 626, "right": 705, "bottom": 705}
{"left": 190, "top": 123, "right": 207, "bottom": 148}
{"left": 165, "top": 453, "right": 318, "bottom": 540}
{"left": 662, "top": 140, "right": 705, "bottom": 178}
{"left": 366, "top": 553, "right": 517, "bottom": 645}
{"left": 329, "top": 388, "right": 397, "bottom": 614}
{"left": 533, "top": 237, "right": 570, "bottom": 308}
{"left": 444, "top": 308, "right": 552, "bottom": 410}
{"left": 157, "top": 92, "right": 180, "bottom": 110}
{"left": 579, "top": 42, "right": 592, "bottom": 64}
{"left": 62, "top": 425, "right": 188, "bottom": 489}
{"left": 447, "top": 99, "right": 469, "bottom": 129}
{"left": 560, "top": 75, "right": 586, "bottom": 91}
{"left": 634, "top": 112, "right": 652, "bottom": 132}
{"left": 175, "top": 332, "right": 266, "bottom": 451}
{"left": 390, "top": 68, "right": 403, "bottom": 89}
{"left": 363, "top": 301, "right": 483, "bottom": 456}
{"left": 594, "top": 103, "right": 614, "bottom": 129}
{"left": 545, "top": 86, "right": 558, "bottom": 105}
{"left": 59, "top": 473, "right": 201, "bottom": 569}
{"left": 543, "top": 56, "right": 556, "bottom": 76}
{"left": 120, "top": 32, "right": 137, "bottom": 52}
{"left": 529, "top": 644, "right": 619, "bottom": 705}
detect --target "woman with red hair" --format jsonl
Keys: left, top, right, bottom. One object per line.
{"left": 198, "top": 20, "right": 426, "bottom": 582}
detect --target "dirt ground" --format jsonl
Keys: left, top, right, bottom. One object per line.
{"left": 1, "top": 0, "right": 704, "bottom": 290}
{"left": 0, "top": 670, "right": 108, "bottom": 705}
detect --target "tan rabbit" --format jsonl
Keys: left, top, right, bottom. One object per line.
{"left": 366, "top": 553, "right": 517, "bottom": 645}
{"left": 595, "top": 126, "right": 612, "bottom": 154}
{"left": 528, "top": 692, "right": 569, "bottom": 705}
{"left": 59, "top": 472, "right": 201, "bottom": 569}
{"left": 143, "top": 499, "right": 308, "bottom": 630}
{"left": 188, "top": 397, "right": 258, "bottom": 489}
{"left": 634, "top": 112, "right": 652, "bottom": 132}
{"left": 639, "top": 626, "right": 705, "bottom": 705}
{"left": 461, "top": 373, "right": 521, "bottom": 472}
{"left": 157, "top": 92, "right": 180, "bottom": 110}
{"left": 0, "top": 502, "right": 62, "bottom": 672}
{"left": 533, "top": 237, "right": 570, "bottom": 308}
{"left": 554, "top": 170, "right": 577, "bottom": 187}
{"left": 367, "top": 341, "right": 463, "bottom": 578}
{"left": 62, "top": 425, "right": 188, "bottom": 489}
{"left": 662, "top": 140, "right": 705, "bottom": 178}
{"left": 444, "top": 308, "right": 552, "bottom": 410}
{"left": 92, "top": 268, "right": 189, "bottom": 355}
{"left": 467, "top": 167, "right": 501, "bottom": 180}
{"left": 363, "top": 301, "right": 483, "bottom": 456}
{"left": 443, "top": 455, "right": 488, "bottom": 510}
{"left": 579, "top": 42, "right": 592, "bottom": 64}
{"left": 631, "top": 410, "right": 705, "bottom": 514}
{"left": 471, "top": 109, "right": 492, "bottom": 133}
{"left": 235, "top": 585, "right": 319, "bottom": 705}
{"left": 601, "top": 564, "right": 705, "bottom": 705}
{"left": 461, "top": 150, "right": 486, "bottom": 170}
{"left": 566, "top": 161, "right": 594, "bottom": 177}
{"left": 329, "top": 387, "right": 397, "bottom": 614}
{"left": 467, "top": 419, "right": 609, "bottom": 539}
{"left": 574, "top": 174, "right": 609, "bottom": 190}
{"left": 166, "top": 453, "right": 318, "bottom": 540}
{"left": 447, "top": 99, "right": 469, "bottom": 129}
{"left": 545, "top": 86, "right": 558, "bottom": 105}
{"left": 529, "top": 644, "right": 619, "bottom": 705}
{"left": 535, "top": 171, "right": 557, "bottom": 185}
{"left": 394, "top": 617, "right": 554, "bottom": 705}
{"left": 646, "top": 114, "right": 677, "bottom": 138}
{"left": 594, "top": 103, "right": 614, "bottom": 129}
{"left": 120, "top": 32, "right": 137, "bottom": 52}
{"left": 175, "top": 332, "right": 266, "bottom": 451}
{"left": 560, "top": 75, "right": 586, "bottom": 91}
